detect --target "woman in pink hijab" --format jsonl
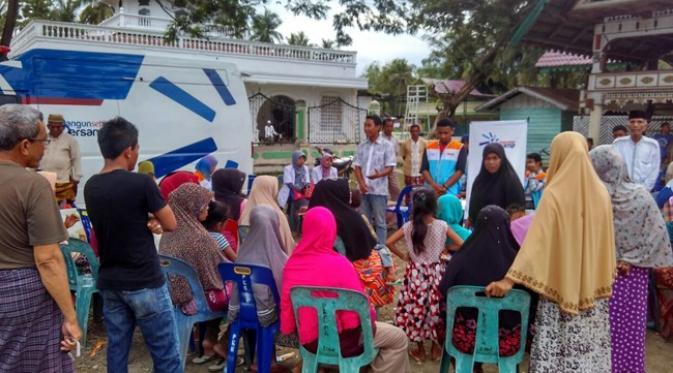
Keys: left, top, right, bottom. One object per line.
{"left": 280, "top": 207, "right": 411, "bottom": 373}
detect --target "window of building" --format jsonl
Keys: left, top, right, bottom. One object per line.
{"left": 138, "top": 8, "right": 151, "bottom": 16}
{"left": 138, "top": 0, "right": 150, "bottom": 6}
{"left": 320, "top": 96, "right": 343, "bottom": 132}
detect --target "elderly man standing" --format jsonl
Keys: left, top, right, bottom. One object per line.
{"left": 613, "top": 110, "right": 660, "bottom": 191}
{"left": 0, "top": 105, "right": 81, "bottom": 371}
{"left": 39, "top": 114, "right": 82, "bottom": 204}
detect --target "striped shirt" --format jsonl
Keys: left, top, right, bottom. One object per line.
{"left": 209, "top": 232, "right": 231, "bottom": 252}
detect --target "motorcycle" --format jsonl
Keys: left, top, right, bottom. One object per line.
{"left": 314, "top": 146, "right": 354, "bottom": 180}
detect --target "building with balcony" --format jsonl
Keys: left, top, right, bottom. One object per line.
{"left": 8, "top": 0, "right": 368, "bottom": 171}
{"left": 515, "top": 0, "right": 673, "bottom": 144}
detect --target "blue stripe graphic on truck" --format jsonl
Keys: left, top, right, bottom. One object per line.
{"left": 147, "top": 137, "right": 218, "bottom": 178}
{"left": 203, "top": 69, "right": 236, "bottom": 106}
{"left": 149, "top": 77, "right": 216, "bottom": 122}
{"left": 0, "top": 49, "right": 143, "bottom": 102}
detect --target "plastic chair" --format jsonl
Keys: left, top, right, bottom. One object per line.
{"left": 158, "top": 255, "right": 227, "bottom": 369}
{"left": 386, "top": 185, "right": 414, "bottom": 228}
{"left": 289, "top": 286, "right": 378, "bottom": 373}
{"left": 60, "top": 239, "right": 100, "bottom": 347}
{"left": 218, "top": 263, "right": 280, "bottom": 373}
{"left": 439, "top": 285, "right": 531, "bottom": 373}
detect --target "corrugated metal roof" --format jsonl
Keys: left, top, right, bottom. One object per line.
{"left": 476, "top": 87, "right": 580, "bottom": 111}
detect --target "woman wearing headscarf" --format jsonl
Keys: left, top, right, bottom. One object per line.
{"left": 158, "top": 170, "right": 199, "bottom": 201}
{"left": 159, "top": 184, "right": 229, "bottom": 363}
{"left": 280, "top": 207, "right": 411, "bottom": 373}
{"left": 240, "top": 175, "right": 295, "bottom": 253}
{"left": 279, "top": 151, "right": 311, "bottom": 232}
{"left": 486, "top": 132, "right": 616, "bottom": 372}
{"left": 436, "top": 194, "right": 471, "bottom": 249}
{"left": 212, "top": 169, "right": 247, "bottom": 221}
{"left": 309, "top": 179, "right": 394, "bottom": 306}
{"left": 468, "top": 143, "right": 525, "bottom": 225}
{"left": 590, "top": 145, "right": 673, "bottom": 373}
{"left": 228, "top": 205, "right": 288, "bottom": 327}
{"left": 439, "top": 205, "right": 522, "bottom": 360}
{"left": 311, "top": 150, "right": 338, "bottom": 184}
{"left": 194, "top": 155, "right": 218, "bottom": 190}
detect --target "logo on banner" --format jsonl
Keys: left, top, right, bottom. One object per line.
{"left": 478, "top": 131, "right": 516, "bottom": 148}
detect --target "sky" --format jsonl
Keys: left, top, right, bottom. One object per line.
{"left": 265, "top": 3, "right": 431, "bottom": 76}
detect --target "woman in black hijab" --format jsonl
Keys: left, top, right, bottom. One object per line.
{"left": 468, "top": 143, "right": 525, "bottom": 224}
{"left": 212, "top": 169, "right": 246, "bottom": 221}
{"left": 439, "top": 205, "right": 523, "bottom": 360}
{"left": 308, "top": 179, "right": 376, "bottom": 261}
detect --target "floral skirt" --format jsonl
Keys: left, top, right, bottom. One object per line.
{"left": 529, "top": 298, "right": 611, "bottom": 373}
{"left": 395, "top": 261, "right": 444, "bottom": 343}
{"left": 451, "top": 312, "right": 521, "bottom": 357}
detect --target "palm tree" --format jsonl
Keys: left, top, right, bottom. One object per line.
{"left": 250, "top": 9, "right": 282, "bottom": 44}
{"left": 79, "top": 2, "right": 114, "bottom": 25}
{"left": 287, "top": 31, "right": 311, "bottom": 46}
{"left": 321, "top": 39, "right": 335, "bottom": 49}
{"left": 50, "top": 0, "right": 82, "bottom": 22}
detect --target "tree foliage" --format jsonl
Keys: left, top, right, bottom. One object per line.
{"left": 287, "top": 31, "right": 311, "bottom": 46}
{"left": 250, "top": 8, "right": 282, "bottom": 43}
{"left": 364, "top": 58, "right": 419, "bottom": 116}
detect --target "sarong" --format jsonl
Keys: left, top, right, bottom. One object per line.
{"left": 0, "top": 267, "right": 73, "bottom": 373}
{"left": 610, "top": 266, "right": 649, "bottom": 373}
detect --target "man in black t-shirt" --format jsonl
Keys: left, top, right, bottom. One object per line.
{"left": 84, "top": 117, "right": 181, "bottom": 373}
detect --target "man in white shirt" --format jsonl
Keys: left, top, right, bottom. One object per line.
{"left": 613, "top": 110, "right": 660, "bottom": 191}
{"left": 264, "top": 120, "right": 279, "bottom": 143}
{"left": 39, "top": 114, "right": 82, "bottom": 203}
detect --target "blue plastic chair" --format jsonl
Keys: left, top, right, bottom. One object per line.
{"left": 60, "top": 239, "right": 99, "bottom": 347}
{"left": 218, "top": 263, "right": 280, "bottom": 373}
{"left": 386, "top": 185, "right": 414, "bottom": 228}
{"left": 289, "top": 286, "right": 378, "bottom": 373}
{"left": 439, "top": 285, "right": 530, "bottom": 373}
{"left": 158, "top": 255, "right": 227, "bottom": 369}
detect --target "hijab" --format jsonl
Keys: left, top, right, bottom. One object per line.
{"left": 437, "top": 194, "right": 471, "bottom": 244}
{"left": 159, "top": 171, "right": 199, "bottom": 201}
{"left": 159, "top": 183, "right": 226, "bottom": 305}
{"left": 291, "top": 150, "right": 308, "bottom": 189}
{"left": 228, "top": 205, "right": 289, "bottom": 325}
{"left": 237, "top": 205, "right": 288, "bottom": 288}
{"left": 280, "top": 207, "right": 369, "bottom": 344}
{"left": 212, "top": 168, "right": 246, "bottom": 221}
{"left": 239, "top": 175, "right": 295, "bottom": 253}
{"left": 137, "top": 160, "right": 155, "bottom": 176}
{"left": 195, "top": 155, "right": 218, "bottom": 181}
{"left": 590, "top": 145, "right": 673, "bottom": 268}
{"left": 507, "top": 132, "right": 616, "bottom": 315}
{"left": 309, "top": 179, "right": 377, "bottom": 261}
{"left": 510, "top": 214, "right": 535, "bottom": 246}
{"left": 440, "top": 205, "right": 518, "bottom": 294}
{"left": 468, "top": 143, "right": 525, "bottom": 223}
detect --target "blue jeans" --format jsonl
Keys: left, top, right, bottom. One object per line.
{"left": 101, "top": 284, "right": 182, "bottom": 373}
{"left": 360, "top": 193, "right": 388, "bottom": 245}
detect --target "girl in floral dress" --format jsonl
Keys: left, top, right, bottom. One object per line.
{"left": 387, "top": 189, "right": 465, "bottom": 363}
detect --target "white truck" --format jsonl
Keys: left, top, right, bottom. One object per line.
{"left": 0, "top": 47, "right": 253, "bottom": 202}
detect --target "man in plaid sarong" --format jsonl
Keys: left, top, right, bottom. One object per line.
{"left": 0, "top": 105, "right": 81, "bottom": 372}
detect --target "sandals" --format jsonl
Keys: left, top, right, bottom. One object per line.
{"left": 191, "top": 353, "right": 215, "bottom": 365}
{"left": 408, "top": 347, "right": 426, "bottom": 363}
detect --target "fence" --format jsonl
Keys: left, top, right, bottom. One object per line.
{"left": 573, "top": 115, "right": 673, "bottom": 145}
{"left": 308, "top": 97, "right": 366, "bottom": 144}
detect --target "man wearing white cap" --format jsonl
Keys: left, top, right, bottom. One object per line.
{"left": 39, "top": 114, "right": 81, "bottom": 203}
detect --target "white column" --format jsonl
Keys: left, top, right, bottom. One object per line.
{"left": 589, "top": 103, "right": 603, "bottom": 144}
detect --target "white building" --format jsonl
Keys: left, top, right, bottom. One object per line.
{"left": 9, "top": 0, "right": 369, "bottom": 171}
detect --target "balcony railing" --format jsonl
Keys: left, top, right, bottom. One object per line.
{"left": 10, "top": 20, "right": 357, "bottom": 66}
{"left": 98, "top": 13, "right": 172, "bottom": 31}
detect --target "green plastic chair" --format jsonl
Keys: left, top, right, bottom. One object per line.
{"left": 290, "top": 286, "right": 378, "bottom": 373}
{"left": 60, "top": 239, "right": 100, "bottom": 347}
{"left": 439, "top": 285, "right": 531, "bottom": 373}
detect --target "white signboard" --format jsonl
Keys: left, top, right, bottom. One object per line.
{"left": 465, "top": 120, "right": 528, "bottom": 219}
